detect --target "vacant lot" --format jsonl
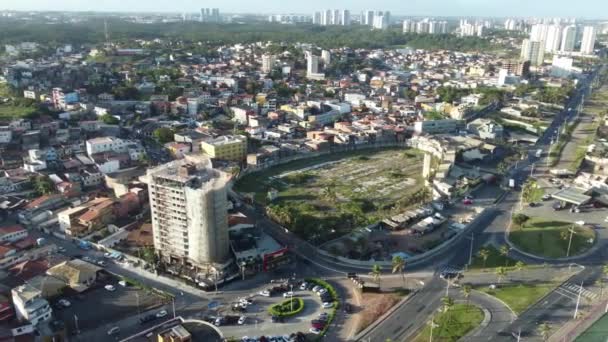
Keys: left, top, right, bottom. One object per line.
{"left": 0, "top": 104, "right": 36, "bottom": 120}
{"left": 236, "top": 148, "right": 424, "bottom": 240}
{"left": 509, "top": 217, "right": 595, "bottom": 258}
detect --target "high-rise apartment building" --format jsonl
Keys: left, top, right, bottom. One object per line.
{"left": 530, "top": 24, "right": 549, "bottom": 43}
{"left": 364, "top": 10, "right": 374, "bottom": 26}
{"left": 200, "top": 8, "right": 220, "bottom": 23}
{"left": 312, "top": 12, "right": 321, "bottom": 25}
{"left": 521, "top": 39, "right": 545, "bottom": 66}
{"left": 321, "top": 50, "right": 331, "bottom": 65}
{"left": 544, "top": 25, "right": 562, "bottom": 52}
{"left": 341, "top": 10, "right": 351, "bottom": 26}
{"left": 307, "top": 54, "right": 319, "bottom": 75}
{"left": 560, "top": 25, "right": 577, "bottom": 52}
{"left": 147, "top": 156, "right": 230, "bottom": 269}
{"left": 261, "top": 54, "right": 275, "bottom": 74}
{"left": 581, "top": 26, "right": 596, "bottom": 54}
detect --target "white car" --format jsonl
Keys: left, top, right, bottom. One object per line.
{"left": 283, "top": 291, "right": 294, "bottom": 298}
{"left": 58, "top": 299, "right": 71, "bottom": 307}
{"left": 259, "top": 290, "right": 270, "bottom": 297}
{"left": 317, "top": 289, "right": 328, "bottom": 296}
{"left": 309, "top": 328, "right": 321, "bottom": 334}
{"left": 104, "top": 285, "right": 116, "bottom": 291}
{"left": 300, "top": 282, "right": 308, "bottom": 290}
{"left": 239, "top": 298, "right": 253, "bottom": 305}
{"left": 118, "top": 280, "right": 127, "bottom": 287}
{"left": 238, "top": 316, "right": 246, "bottom": 325}
{"left": 97, "top": 260, "right": 107, "bottom": 267}
{"left": 155, "top": 310, "right": 167, "bottom": 318}
{"left": 107, "top": 327, "right": 120, "bottom": 336}
{"left": 312, "top": 285, "right": 322, "bottom": 293}
{"left": 322, "top": 302, "right": 334, "bottom": 308}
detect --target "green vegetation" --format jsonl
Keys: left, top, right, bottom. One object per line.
{"left": 575, "top": 313, "right": 608, "bottom": 342}
{"left": 100, "top": 113, "right": 119, "bottom": 125}
{"left": 413, "top": 304, "right": 484, "bottom": 342}
{"left": 0, "top": 105, "right": 37, "bottom": 120}
{"left": 30, "top": 175, "right": 55, "bottom": 196}
{"left": 305, "top": 278, "right": 340, "bottom": 339}
{"left": 268, "top": 297, "right": 304, "bottom": 318}
{"left": 521, "top": 180, "right": 544, "bottom": 204}
{"left": 153, "top": 127, "right": 175, "bottom": 144}
{"left": 236, "top": 148, "right": 424, "bottom": 241}
{"left": 509, "top": 217, "right": 595, "bottom": 258}
{"left": 423, "top": 110, "right": 447, "bottom": 120}
{"left": 549, "top": 119, "right": 580, "bottom": 167}
{"left": 480, "top": 283, "right": 557, "bottom": 314}
{"left": 0, "top": 18, "right": 498, "bottom": 51}
{"left": 470, "top": 245, "right": 517, "bottom": 269}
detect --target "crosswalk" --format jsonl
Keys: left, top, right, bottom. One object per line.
{"left": 555, "top": 282, "right": 599, "bottom": 301}
{"left": 437, "top": 265, "right": 463, "bottom": 275}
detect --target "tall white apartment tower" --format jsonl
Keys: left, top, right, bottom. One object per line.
{"left": 147, "top": 156, "right": 231, "bottom": 268}
{"left": 307, "top": 54, "right": 319, "bottom": 75}
{"left": 521, "top": 39, "right": 545, "bottom": 66}
{"left": 341, "top": 10, "right": 351, "bottom": 26}
{"left": 321, "top": 50, "right": 331, "bottom": 65}
{"left": 364, "top": 10, "right": 374, "bottom": 25}
{"left": 544, "top": 25, "right": 562, "bottom": 52}
{"left": 261, "top": 54, "right": 275, "bottom": 74}
{"left": 581, "top": 26, "right": 597, "bottom": 54}
{"left": 560, "top": 25, "right": 577, "bottom": 52}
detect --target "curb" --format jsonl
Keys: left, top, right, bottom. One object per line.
{"left": 474, "top": 289, "right": 518, "bottom": 318}
{"left": 462, "top": 306, "right": 491, "bottom": 339}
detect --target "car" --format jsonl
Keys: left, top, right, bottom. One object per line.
{"left": 139, "top": 314, "right": 156, "bottom": 324}
{"left": 347, "top": 272, "right": 357, "bottom": 279}
{"left": 318, "top": 312, "right": 329, "bottom": 319}
{"left": 317, "top": 288, "right": 327, "bottom": 295}
{"left": 542, "top": 194, "right": 552, "bottom": 201}
{"left": 238, "top": 316, "right": 246, "bottom": 325}
{"left": 528, "top": 202, "right": 538, "bottom": 207}
{"left": 344, "top": 303, "right": 352, "bottom": 313}
{"left": 322, "top": 302, "right": 334, "bottom": 308}
{"left": 214, "top": 317, "right": 224, "bottom": 326}
{"left": 309, "top": 328, "right": 321, "bottom": 335}
{"left": 104, "top": 285, "right": 116, "bottom": 291}
{"left": 118, "top": 280, "right": 127, "bottom": 287}
{"left": 440, "top": 271, "right": 461, "bottom": 280}
{"left": 299, "top": 282, "right": 308, "bottom": 290}
{"left": 259, "top": 290, "right": 271, "bottom": 297}
{"left": 553, "top": 202, "right": 564, "bottom": 211}
{"left": 232, "top": 304, "right": 246, "bottom": 312}
{"left": 58, "top": 247, "right": 66, "bottom": 253}
{"left": 107, "top": 327, "right": 120, "bottom": 336}
{"left": 156, "top": 310, "right": 168, "bottom": 318}
{"left": 464, "top": 195, "right": 474, "bottom": 200}
{"left": 463, "top": 198, "right": 473, "bottom": 205}
{"left": 283, "top": 291, "right": 294, "bottom": 298}
{"left": 83, "top": 256, "right": 93, "bottom": 262}
{"left": 97, "top": 260, "right": 107, "bottom": 267}
{"left": 57, "top": 299, "right": 71, "bottom": 307}
{"left": 312, "top": 285, "right": 321, "bottom": 293}
{"left": 239, "top": 298, "right": 253, "bottom": 305}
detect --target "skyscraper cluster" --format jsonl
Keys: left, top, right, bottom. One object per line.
{"left": 402, "top": 19, "right": 448, "bottom": 34}
{"left": 312, "top": 9, "right": 351, "bottom": 26}
{"left": 529, "top": 23, "right": 596, "bottom": 54}
{"left": 504, "top": 18, "right": 525, "bottom": 31}
{"left": 200, "top": 8, "right": 220, "bottom": 23}
{"left": 364, "top": 10, "right": 391, "bottom": 30}
{"left": 459, "top": 19, "right": 487, "bottom": 37}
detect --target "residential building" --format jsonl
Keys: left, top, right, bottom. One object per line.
{"left": 0, "top": 225, "right": 28, "bottom": 244}
{"left": 46, "top": 259, "right": 101, "bottom": 292}
{"left": 467, "top": 118, "right": 504, "bottom": 140}
{"left": 544, "top": 24, "right": 562, "bottom": 52}
{"left": 521, "top": 39, "right": 545, "bottom": 66}
{"left": 581, "top": 26, "right": 597, "bottom": 54}
{"left": 341, "top": 10, "right": 351, "bottom": 26}
{"left": 201, "top": 135, "right": 247, "bottom": 161}
{"left": 261, "top": 54, "right": 275, "bottom": 74}
{"left": 11, "top": 283, "right": 52, "bottom": 326}
{"left": 0, "top": 126, "right": 12, "bottom": 144}
{"left": 560, "top": 25, "right": 577, "bottom": 52}
{"left": 321, "top": 50, "right": 331, "bottom": 65}
{"left": 414, "top": 119, "right": 465, "bottom": 135}
{"left": 85, "top": 137, "right": 130, "bottom": 157}
{"left": 146, "top": 156, "right": 231, "bottom": 271}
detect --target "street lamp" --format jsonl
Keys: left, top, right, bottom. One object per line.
{"left": 566, "top": 225, "right": 576, "bottom": 258}
{"left": 290, "top": 284, "right": 294, "bottom": 312}
{"left": 240, "top": 262, "right": 247, "bottom": 281}
{"left": 429, "top": 316, "right": 438, "bottom": 342}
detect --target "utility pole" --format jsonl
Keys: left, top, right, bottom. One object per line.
{"left": 172, "top": 297, "right": 176, "bottom": 319}
{"left": 574, "top": 281, "right": 583, "bottom": 319}
{"left": 566, "top": 225, "right": 575, "bottom": 258}
{"left": 467, "top": 234, "right": 474, "bottom": 268}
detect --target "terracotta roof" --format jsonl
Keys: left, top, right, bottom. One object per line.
{"left": 0, "top": 245, "right": 15, "bottom": 257}
{"left": 0, "top": 225, "right": 26, "bottom": 235}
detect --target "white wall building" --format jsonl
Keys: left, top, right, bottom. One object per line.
{"left": 12, "top": 284, "right": 52, "bottom": 326}
{"left": 560, "top": 25, "right": 577, "bottom": 52}
{"left": 581, "top": 26, "right": 597, "bottom": 54}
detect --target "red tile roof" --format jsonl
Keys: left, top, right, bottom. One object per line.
{"left": 0, "top": 225, "right": 26, "bottom": 235}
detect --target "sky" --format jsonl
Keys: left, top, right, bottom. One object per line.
{"left": 2, "top": 0, "right": 608, "bottom": 18}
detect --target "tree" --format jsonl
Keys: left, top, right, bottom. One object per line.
{"left": 153, "top": 127, "right": 174, "bottom": 144}
{"left": 100, "top": 113, "right": 119, "bottom": 125}
{"left": 499, "top": 245, "right": 511, "bottom": 267}
{"left": 31, "top": 175, "right": 55, "bottom": 196}
{"left": 512, "top": 213, "right": 529, "bottom": 226}
{"left": 461, "top": 284, "right": 472, "bottom": 309}
{"left": 371, "top": 264, "right": 382, "bottom": 289}
{"left": 538, "top": 322, "right": 551, "bottom": 341}
{"left": 515, "top": 261, "right": 525, "bottom": 276}
{"left": 522, "top": 180, "right": 543, "bottom": 204}
{"left": 478, "top": 248, "right": 490, "bottom": 268}
{"left": 495, "top": 266, "right": 507, "bottom": 284}
{"left": 392, "top": 255, "right": 407, "bottom": 288}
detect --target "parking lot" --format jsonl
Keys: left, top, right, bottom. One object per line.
{"left": 215, "top": 281, "right": 334, "bottom": 340}
{"left": 53, "top": 275, "right": 167, "bottom": 335}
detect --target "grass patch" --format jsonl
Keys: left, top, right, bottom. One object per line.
{"left": 470, "top": 245, "right": 518, "bottom": 269}
{"left": 0, "top": 105, "right": 36, "bottom": 120}
{"left": 413, "top": 304, "right": 484, "bottom": 342}
{"left": 479, "top": 283, "right": 557, "bottom": 314}
{"left": 268, "top": 297, "right": 304, "bottom": 317}
{"left": 509, "top": 217, "right": 595, "bottom": 258}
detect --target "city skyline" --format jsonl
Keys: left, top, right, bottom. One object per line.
{"left": 2, "top": 0, "right": 608, "bottom": 18}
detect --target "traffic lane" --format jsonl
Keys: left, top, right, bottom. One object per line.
{"left": 467, "top": 291, "right": 516, "bottom": 341}
{"left": 358, "top": 278, "right": 445, "bottom": 342}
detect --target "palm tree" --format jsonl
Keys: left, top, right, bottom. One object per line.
{"left": 538, "top": 322, "right": 551, "bottom": 341}
{"left": 560, "top": 230, "right": 569, "bottom": 242}
{"left": 392, "top": 255, "right": 407, "bottom": 288}
{"left": 495, "top": 267, "right": 507, "bottom": 284}
{"left": 478, "top": 248, "right": 490, "bottom": 268}
{"left": 441, "top": 296, "right": 455, "bottom": 325}
{"left": 461, "top": 284, "right": 472, "bottom": 309}
{"left": 499, "top": 245, "right": 511, "bottom": 267}
{"left": 371, "top": 264, "right": 382, "bottom": 289}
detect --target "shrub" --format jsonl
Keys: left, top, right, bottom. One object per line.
{"left": 305, "top": 278, "right": 341, "bottom": 339}
{"left": 268, "top": 297, "right": 304, "bottom": 317}
{"left": 512, "top": 213, "right": 529, "bottom": 226}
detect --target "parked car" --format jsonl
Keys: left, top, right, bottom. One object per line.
{"left": 542, "top": 194, "right": 552, "bottom": 201}
{"left": 58, "top": 299, "right": 71, "bottom": 307}
{"left": 299, "top": 282, "right": 308, "bottom": 291}
{"left": 104, "top": 285, "right": 116, "bottom": 291}
{"left": 259, "top": 290, "right": 271, "bottom": 297}
{"left": 283, "top": 291, "right": 294, "bottom": 298}
{"left": 317, "top": 288, "right": 328, "bottom": 295}
{"left": 139, "top": 314, "right": 156, "bottom": 324}
{"left": 118, "top": 280, "right": 128, "bottom": 287}
{"left": 463, "top": 198, "right": 473, "bottom": 205}
{"left": 312, "top": 285, "right": 321, "bottom": 293}
{"left": 238, "top": 316, "right": 246, "bottom": 325}
{"left": 322, "top": 302, "right": 334, "bottom": 308}
{"left": 309, "top": 328, "right": 321, "bottom": 335}
{"left": 156, "top": 310, "right": 167, "bottom": 318}
{"left": 107, "top": 327, "right": 120, "bottom": 336}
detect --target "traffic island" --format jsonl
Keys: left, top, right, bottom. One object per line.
{"left": 413, "top": 304, "right": 484, "bottom": 342}
{"left": 509, "top": 217, "right": 596, "bottom": 259}
{"left": 268, "top": 297, "right": 305, "bottom": 318}
{"left": 478, "top": 283, "right": 558, "bottom": 314}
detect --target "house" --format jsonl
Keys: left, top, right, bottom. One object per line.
{"left": 46, "top": 259, "right": 102, "bottom": 292}
{"left": 11, "top": 283, "right": 52, "bottom": 325}
{"left": 467, "top": 118, "right": 504, "bottom": 140}
{"left": 0, "top": 225, "right": 28, "bottom": 244}
{"left": 201, "top": 135, "right": 247, "bottom": 161}
{"left": 57, "top": 197, "right": 116, "bottom": 237}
